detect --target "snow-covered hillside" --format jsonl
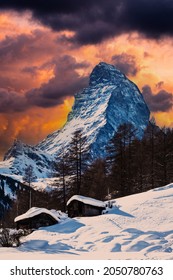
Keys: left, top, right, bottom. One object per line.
{"left": 0, "top": 183, "right": 173, "bottom": 260}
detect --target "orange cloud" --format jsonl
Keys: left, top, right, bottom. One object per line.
{"left": 0, "top": 11, "right": 39, "bottom": 40}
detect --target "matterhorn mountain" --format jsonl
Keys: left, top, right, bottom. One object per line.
{"left": 0, "top": 62, "right": 150, "bottom": 179}
{"left": 38, "top": 62, "right": 150, "bottom": 158}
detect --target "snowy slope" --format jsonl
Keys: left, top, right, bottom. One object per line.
{"left": 0, "top": 183, "right": 173, "bottom": 260}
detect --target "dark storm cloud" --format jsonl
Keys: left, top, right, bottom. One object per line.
{"left": 22, "top": 61, "right": 55, "bottom": 76}
{"left": 142, "top": 85, "right": 173, "bottom": 112}
{"left": 0, "top": 31, "right": 39, "bottom": 61}
{"left": 0, "top": 30, "right": 53, "bottom": 68}
{"left": 0, "top": 34, "right": 32, "bottom": 65}
{"left": 22, "top": 66, "right": 38, "bottom": 76}
{"left": 0, "top": 88, "right": 27, "bottom": 113}
{"left": 112, "top": 53, "right": 140, "bottom": 76}
{"left": 0, "top": 56, "right": 89, "bottom": 112}
{"left": 0, "top": 30, "right": 60, "bottom": 91}
{"left": 26, "top": 56, "right": 89, "bottom": 108}
{"left": 0, "top": 1, "right": 92, "bottom": 13}
{"left": 1, "top": 1, "right": 173, "bottom": 44}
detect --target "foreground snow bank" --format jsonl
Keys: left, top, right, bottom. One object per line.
{"left": 0, "top": 184, "right": 173, "bottom": 259}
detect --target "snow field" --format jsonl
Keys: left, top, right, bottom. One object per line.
{"left": 0, "top": 183, "right": 173, "bottom": 259}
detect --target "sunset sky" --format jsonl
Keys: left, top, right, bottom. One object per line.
{"left": 0, "top": 0, "right": 173, "bottom": 158}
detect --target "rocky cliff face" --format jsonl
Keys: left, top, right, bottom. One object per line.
{"left": 0, "top": 62, "right": 150, "bottom": 177}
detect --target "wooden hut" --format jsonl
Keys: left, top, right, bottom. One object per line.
{"left": 67, "top": 195, "right": 106, "bottom": 218}
{"left": 14, "top": 207, "right": 59, "bottom": 230}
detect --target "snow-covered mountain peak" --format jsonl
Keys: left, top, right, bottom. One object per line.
{"left": 2, "top": 138, "right": 53, "bottom": 177}
{"left": 4, "top": 139, "right": 31, "bottom": 161}
{"left": 38, "top": 62, "right": 150, "bottom": 158}
{"left": 89, "top": 62, "right": 125, "bottom": 87}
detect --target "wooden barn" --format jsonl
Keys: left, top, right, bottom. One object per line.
{"left": 14, "top": 207, "right": 59, "bottom": 230}
{"left": 67, "top": 195, "right": 106, "bottom": 218}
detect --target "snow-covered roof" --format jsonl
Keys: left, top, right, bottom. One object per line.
{"left": 14, "top": 207, "right": 59, "bottom": 223}
{"left": 67, "top": 195, "right": 106, "bottom": 208}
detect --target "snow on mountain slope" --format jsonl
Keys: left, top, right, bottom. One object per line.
{"left": 38, "top": 62, "right": 150, "bottom": 159}
{"left": 0, "top": 183, "right": 173, "bottom": 260}
{"left": 0, "top": 139, "right": 53, "bottom": 178}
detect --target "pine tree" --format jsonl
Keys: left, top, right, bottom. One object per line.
{"left": 23, "top": 165, "right": 36, "bottom": 209}
{"left": 143, "top": 118, "right": 159, "bottom": 189}
{"left": 106, "top": 123, "right": 136, "bottom": 197}
{"left": 155, "top": 126, "right": 173, "bottom": 185}
{"left": 54, "top": 146, "right": 69, "bottom": 212}
{"left": 82, "top": 159, "right": 107, "bottom": 200}
{"left": 67, "top": 129, "right": 88, "bottom": 195}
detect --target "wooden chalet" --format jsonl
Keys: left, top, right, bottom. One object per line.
{"left": 67, "top": 195, "right": 106, "bottom": 218}
{"left": 14, "top": 207, "right": 59, "bottom": 230}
